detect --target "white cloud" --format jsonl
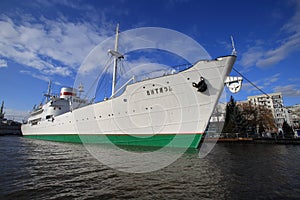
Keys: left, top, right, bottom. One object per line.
{"left": 240, "top": 1, "right": 300, "bottom": 68}
{"left": 274, "top": 85, "right": 300, "bottom": 97}
{"left": 241, "top": 73, "right": 300, "bottom": 98}
{"left": 242, "top": 73, "right": 280, "bottom": 95}
{"left": 0, "top": 59, "right": 7, "bottom": 68}
{"left": 256, "top": 34, "right": 300, "bottom": 67}
{"left": 20, "top": 70, "right": 62, "bottom": 86}
{"left": 0, "top": 14, "right": 109, "bottom": 77}
{"left": 240, "top": 46, "right": 264, "bottom": 69}
{"left": 242, "top": 82, "right": 263, "bottom": 94}
{"left": 263, "top": 73, "right": 280, "bottom": 86}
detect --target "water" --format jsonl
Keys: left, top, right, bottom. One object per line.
{"left": 1, "top": 136, "right": 300, "bottom": 199}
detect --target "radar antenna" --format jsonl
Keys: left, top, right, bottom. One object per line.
{"left": 78, "top": 82, "right": 84, "bottom": 97}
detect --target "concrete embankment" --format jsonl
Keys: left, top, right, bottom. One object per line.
{"left": 202, "top": 138, "right": 300, "bottom": 145}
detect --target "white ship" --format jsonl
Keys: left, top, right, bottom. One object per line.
{"left": 22, "top": 26, "right": 241, "bottom": 148}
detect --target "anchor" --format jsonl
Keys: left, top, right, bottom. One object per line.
{"left": 192, "top": 77, "right": 207, "bottom": 92}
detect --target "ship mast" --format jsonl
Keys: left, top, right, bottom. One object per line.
{"left": 44, "top": 80, "right": 52, "bottom": 102}
{"left": 0, "top": 101, "right": 4, "bottom": 119}
{"left": 109, "top": 24, "right": 124, "bottom": 98}
{"left": 111, "top": 24, "right": 120, "bottom": 97}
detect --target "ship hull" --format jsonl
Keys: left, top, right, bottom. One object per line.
{"left": 22, "top": 55, "right": 236, "bottom": 148}
{"left": 23, "top": 133, "right": 202, "bottom": 148}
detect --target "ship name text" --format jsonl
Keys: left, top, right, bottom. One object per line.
{"left": 146, "top": 86, "right": 173, "bottom": 96}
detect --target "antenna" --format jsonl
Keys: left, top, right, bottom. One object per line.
{"left": 231, "top": 35, "right": 237, "bottom": 56}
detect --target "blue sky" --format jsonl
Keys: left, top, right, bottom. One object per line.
{"left": 0, "top": 0, "right": 300, "bottom": 121}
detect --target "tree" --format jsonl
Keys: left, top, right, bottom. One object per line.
{"left": 222, "top": 96, "right": 278, "bottom": 138}
{"left": 238, "top": 102, "right": 277, "bottom": 136}
{"left": 257, "top": 105, "right": 277, "bottom": 133}
{"left": 232, "top": 105, "right": 248, "bottom": 135}
{"left": 222, "top": 96, "right": 247, "bottom": 136}
{"left": 222, "top": 96, "right": 236, "bottom": 134}
{"left": 238, "top": 102, "right": 258, "bottom": 136}
{"left": 282, "top": 120, "right": 294, "bottom": 138}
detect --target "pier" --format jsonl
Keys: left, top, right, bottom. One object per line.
{"left": 202, "top": 137, "right": 300, "bottom": 145}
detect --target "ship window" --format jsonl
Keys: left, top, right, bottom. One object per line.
{"left": 59, "top": 107, "right": 61, "bottom": 110}
{"left": 187, "top": 78, "right": 190, "bottom": 80}
{"left": 123, "top": 99, "right": 127, "bottom": 102}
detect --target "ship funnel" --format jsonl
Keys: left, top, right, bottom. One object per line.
{"left": 60, "top": 87, "right": 77, "bottom": 99}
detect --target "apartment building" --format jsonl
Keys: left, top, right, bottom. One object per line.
{"left": 287, "top": 104, "right": 300, "bottom": 129}
{"left": 247, "top": 92, "right": 289, "bottom": 130}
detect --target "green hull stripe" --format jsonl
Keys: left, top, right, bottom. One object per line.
{"left": 23, "top": 134, "right": 202, "bottom": 148}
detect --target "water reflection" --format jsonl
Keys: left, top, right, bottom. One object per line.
{"left": 1, "top": 137, "right": 300, "bottom": 199}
